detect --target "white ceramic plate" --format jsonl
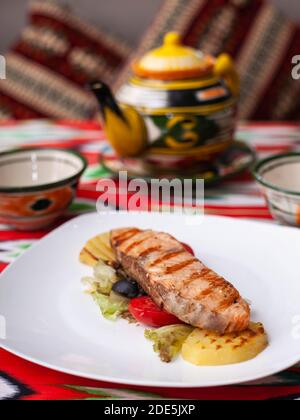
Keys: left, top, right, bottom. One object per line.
{"left": 0, "top": 212, "right": 299, "bottom": 388}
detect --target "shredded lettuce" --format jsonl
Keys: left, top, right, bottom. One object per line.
{"left": 92, "top": 291, "right": 128, "bottom": 321}
{"left": 81, "top": 276, "right": 98, "bottom": 294}
{"left": 82, "top": 261, "right": 117, "bottom": 296}
{"left": 83, "top": 260, "right": 127, "bottom": 321}
{"left": 145, "top": 325, "right": 193, "bottom": 363}
{"left": 93, "top": 262, "right": 118, "bottom": 295}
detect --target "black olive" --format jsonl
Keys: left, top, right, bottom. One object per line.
{"left": 112, "top": 279, "right": 140, "bottom": 299}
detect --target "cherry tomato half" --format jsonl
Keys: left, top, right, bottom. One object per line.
{"left": 181, "top": 242, "right": 195, "bottom": 256}
{"left": 128, "top": 296, "right": 183, "bottom": 328}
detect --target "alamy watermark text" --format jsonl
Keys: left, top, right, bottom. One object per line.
{"left": 292, "top": 55, "right": 300, "bottom": 80}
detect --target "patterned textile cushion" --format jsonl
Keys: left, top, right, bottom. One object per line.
{"left": 0, "top": 0, "right": 130, "bottom": 120}
{"left": 115, "top": 0, "right": 300, "bottom": 121}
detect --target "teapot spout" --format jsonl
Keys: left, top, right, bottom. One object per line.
{"left": 89, "top": 81, "right": 127, "bottom": 123}
{"left": 89, "top": 81, "right": 148, "bottom": 157}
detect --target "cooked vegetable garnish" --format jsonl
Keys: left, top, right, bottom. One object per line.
{"left": 79, "top": 232, "right": 116, "bottom": 267}
{"left": 92, "top": 291, "right": 129, "bottom": 321}
{"left": 129, "top": 296, "right": 184, "bottom": 328}
{"left": 182, "top": 322, "right": 268, "bottom": 366}
{"left": 145, "top": 325, "right": 193, "bottom": 363}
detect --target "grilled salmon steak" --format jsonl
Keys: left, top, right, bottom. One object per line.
{"left": 110, "top": 228, "right": 250, "bottom": 333}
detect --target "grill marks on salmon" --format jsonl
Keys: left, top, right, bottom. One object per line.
{"left": 111, "top": 228, "right": 250, "bottom": 333}
{"left": 165, "top": 258, "right": 197, "bottom": 274}
{"left": 139, "top": 247, "right": 161, "bottom": 258}
{"left": 149, "top": 250, "right": 185, "bottom": 267}
{"left": 112, "top": 228, "right": 141, "bottom": 246}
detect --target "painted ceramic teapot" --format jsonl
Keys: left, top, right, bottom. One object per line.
{"left": 90, "top": 32, "right": 240, "bottom": 167}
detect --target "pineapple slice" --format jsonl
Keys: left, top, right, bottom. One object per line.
{"left": 79, "top": 232, "right": 116, "bottom": 267}
{"left": 182, "top": 322, "right": 268, "bottom": 366}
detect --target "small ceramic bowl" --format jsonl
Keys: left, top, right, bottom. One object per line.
{"left": 0, "top": 148, "right": 87, "bottom": 230}
{"left": 254, "top": 153, "right": 300, "bottom": 227}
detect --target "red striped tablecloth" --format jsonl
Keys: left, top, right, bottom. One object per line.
{"left": 0, "top": 120, "right": 299, "bottom": 400}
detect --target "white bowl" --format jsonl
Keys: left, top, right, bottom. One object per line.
{"left": 254, "top": 153, "right": 300, "bottom": 227}
{"left": 0, "top": 148, "right": 87, "bottom": 230}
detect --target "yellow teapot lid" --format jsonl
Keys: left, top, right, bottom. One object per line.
{"left": 133, "top": 32, "right": 215, "bottom": 81}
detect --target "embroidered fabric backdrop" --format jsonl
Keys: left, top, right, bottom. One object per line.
{"left": 0, "top": 0, "right": 300, "bottom": 121}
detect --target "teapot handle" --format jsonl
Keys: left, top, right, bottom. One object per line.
{"left": 214, "top": 54, "right": 240, "bottom": 97}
